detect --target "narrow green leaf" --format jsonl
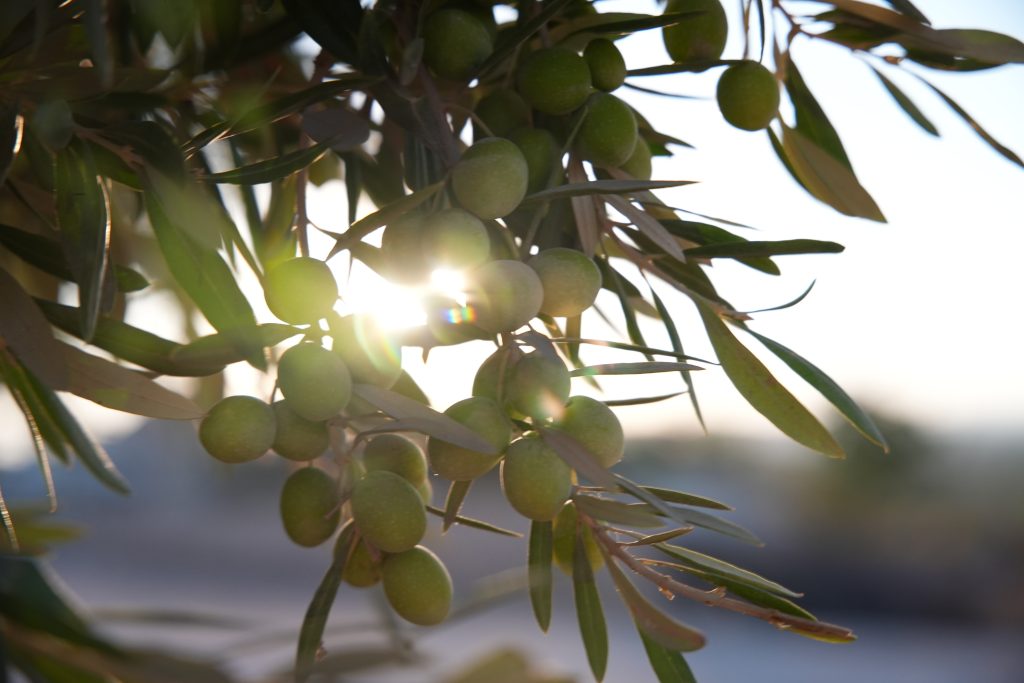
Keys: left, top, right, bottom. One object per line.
{"left": 352, "top": 384, "right": 498, "bottom": 454}
{"left": 605, "top": 194, "right": 688, "bottom": 263}
{"left": 640, "top": 486, "right": 733, "bottom": 511}
{"left": 785, "top": 60, "right": 852, "bottom": 169}
{"left": 0, "top": 351, "right": 69, "bottom": 476}
{"left": 868, "top": 66, "right": 939, "bottom": 136}
{"left": 203, "top": 140, "right": 330, "bottom": 185}
{"left": 627, "top": 60, "right": 733, "bottom": 77}
{"left": 604, "top": 391, "right": 686, "bottom": 407}
{"left": 883, "top": 0, "right": 929, "bottom": 25}
{"left": 442, "top": 479, "right": 472, "bottom": 533}
{"left": 295, "top": 526, "right": 353, "bottom": 683}
{"left": 685, "top": 239, "right": 844, "bottom": 259}
{"left": 145, "top": 191, "right": 261, "bottom": 364}
{"left": 648, "top": 286, "right": 705, "bottom": 430}
{"left": 605, "top": 558, "right": 705, "bottom": 653}
{"left": 600, "top": 263, "right": 654, "bottom": 360}
{"left": 623, "top": 528, "right": 694, "bottom": 546}
{"left": 170, "top": 324, "right": 299, "bottom": 370}
{"left": 914, "top": 76, "right": 1023, "bottom": 168}
{"left": 571, "top": 361, "right": 703, "bottom": 377}
{"left": 575, "top": 496, "right": 664, "bottom": 528}
{"left": 573, "top": 531, "right": 608, "bottom": 682}
{"left": 522, "top": 179, "right": 693, "bottom": 204}
{"left": 744, "top": 328, "right": 889, "bottom": 451}
{"left": 779, "top": 126, "right": 886, "bottom": 222}
{"left": 55, "top": 141, "right": 111, "bottom": 342}
{"left": 656, "top": 543, "right": 800, "bottom": 597}
{"left": 697, "top": 302, "right": 844, "bottom": 458}
{"left": 528, "top": 521, "right": 553, "bottom": 632}
{"left": 329, "top": 181, "right": 444, "bottom": 256}
{"left": 424, "top": 506, "right": 521, "bottom": 538}
{"left": 548, "top": 337, "right": 707, "bottom": 363}
{"left": 767, "top": 126, "right": 813, "bottom": 196}
{"left": 22, "top": 369, "right": 129, "bottom": 494}
{"left": 0, "top": 268, "right": 69, "bottom": 390}
{"left": 638, "top": 628, "right": 698, "bottom": 683}
{"left": 560, "top": 11, "right": 705, "bottom": 40}
{"left": 186, "top": 76, "right": 374, "bottom": 152}
{"left": 60, "top": 342, "right": 204, "bottom": 420}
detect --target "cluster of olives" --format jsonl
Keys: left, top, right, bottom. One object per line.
{"left": 662, "top": 0, "right": 780, "bottom": 131}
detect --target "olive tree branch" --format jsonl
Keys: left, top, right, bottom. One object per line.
{"left": 584, "top": 513, "right": 857, "bottom": 642}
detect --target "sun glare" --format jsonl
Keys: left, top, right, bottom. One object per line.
{"left": 343, "top": 267, "right": 473, "bottom": 332}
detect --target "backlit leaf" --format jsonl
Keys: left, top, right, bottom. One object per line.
{"left": 442, "top": 480, "right": 471, "bottom": 533}
{"left": 869, "top": 66, "right": 939, "bottom": 136}
{"left": 655, "top": 543, "right": 800, "bottom": 597}
{"left": 697, "top": 302, "right": 844, "bottom": 458}
{"left": 424, "top": 506, "right": 521, "bottom": 537}
{"left": 0, "top": 267, "right": 68, "bottom": 390}
{"left": 522, "top": 179, "right": 693, "bottom": 204}
{"left": 295, "top": 525, "right": 354, "bottom": 683}
{"left": 573, "top": 532, "right": 608, "bottom": 681}
{"left": 638, "top": 628, "right": 698, "bottom": 683}
{"left": 605, "top": 558, "right": 705, "bottom": 653}
{"left": 570, "top": 361, "right": 703, "bottom": 377}
{"left": 528, "top": 520, "right": 553, "bottom": 632}
{"left": 785, "top": 60, "right": 852, "bottom": 168}
{"left": 203, "top": 140, "right": 331, "bottom": 185}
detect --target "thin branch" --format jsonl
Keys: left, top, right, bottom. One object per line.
{"left": 585, "top": 515, "right": 856, "bottom": 641}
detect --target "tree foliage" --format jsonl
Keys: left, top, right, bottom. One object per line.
{"left": 0, "top": 0, "right": 1020, "bottom": 681}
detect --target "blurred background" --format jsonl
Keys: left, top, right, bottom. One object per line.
{"left": 3, "top": 1, "right": 1023, "bottom": 681}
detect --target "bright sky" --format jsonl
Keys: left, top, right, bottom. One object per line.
{"left": 2, "top": 0, "right": 1021, "bottom": 469}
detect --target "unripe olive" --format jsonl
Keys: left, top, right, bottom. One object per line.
{"left": 381, "top": 212, "right": 429, "bottom": 285}
{"left": 423, "top": 9, "right": 493, "bottom": 81}
{"left": 277, "top": 343, "right": 352, "bottom": 421}
{"left": 507, "top": 354, "right": 571, "bottom": 422}
{"left": 279, "top": 467, "right": 340, "bottom": 547}
{"left": 471, "top": 347, "right": 518, "bottom": 405}
{"left": 501, "top": 435, "right": 573, "bottom": 521}
{"left": 475, "top": 89, "right": 531, "bottom": 139}
{"left": 363, "top": 434, "right": 428, "bottom": 485}
{"left": 576, "top": 93, "right": 638, "bottom": 168}
{"left": 416, "top": 477, "right": 434, "bottom": 504}
{"left": 271, "top": 400, "right": 329, "bottom": 461}
{"left": 516, "top": 47, "right": 592, "bottom": 116}
{"left": 584, "top": 39, "right": 626, "bottom": 92}
{"left": 342, "top": 537, "right": 382, "bottom": 588}
{"left": 350, "top": 470, "right": 427, "bottom": 553}
{"left": 554, "top": 396, "right": 624, "bottom": 468}
{"left": 451, "top": 138, "right": 529, "bottom": 220}
{"left": 528, "top": 247, "right": 602, "bottom": 317}
{"left": 422, "top": 208, "right": 491, "bottom": 269}
{"left": 199, "top": 395, "right": 276, "bottom": 464}
{"left": 662, "top": 0, "right": 728, "bottom": 63}
{"left": 619, "top": 138, "right": 653, "bottom": 180}
{"left": 465, "top": 259, "right": 543, "bottom": 334}
{"left": 427, "top": 396, "right": 512, "bottom": 481}
{"left": 552, "top": 501, "right": 604, "bottom": 576}
{"left": 382, "top": 546, "right": 453, "bottom": 626}
{"left": 332, "top": 315, "right": 402, "bottom": 389}
{"left": 716, "top": 60, "right": 780, "bottom": 131}
{"left": 509, "top": 127, "right": 560, "bottom": 194}
{"left": 264, "top": 257, "right": 338, "bottom": 324}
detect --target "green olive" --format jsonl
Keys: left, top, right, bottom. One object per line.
{"left": 350, "top": 470, "right": 427, "bottom": 553}
{"left": 716, "top": 60, "right": 780, "bottom": 131}
{"left": 271, "top": 400, "right": 328, "bottom": 462}
{"left": 279, "top": 467, "right": 340, "bottom": 547}
{"left": 584, "top": 39, "right": 626, "bottom": 92}
{"left": 199, "top": 395, "right": 275, "bottom": 464}
{"left": 427, "top": 396, "right": 512, "bottom": 481}
{"left": 475, "top": 89, "right": 531, "bottom": 140}
{"left": 500, "top": 435, "right": 572, "bottom": 521}
{"left": 342, "top": 536, "right": 382, "bottom": 588}
{"left": 619, "top": 138, "right": 653, "bottom": 180}
{"left": 422, "top": 208, "right": 491, "bottom": 269}
{"left": 554, "top": 396, "right": 624, "bottom": 468}
{"left": 465, "top": 259, "right": 543, "bottom": 334}
{"left": 363, "top": 433, "right": 428, "bottom": 485}
{"left": 508, "top": 127, "right": 560, "bottom": 194}
{"left": 662, "top": 0, "right": 728, "bottom": 63}
{"left": 422, "top": 9, "right": 493, "bottom": 81}
{"left": 506, "top": 353, "right": 571, "bottom": 422}
{"left": 264, "top": 257, "right": 338, "bottom": 324}
{"left": 552, "top": 501, "right": 604, "bottom": 576}
{"left": 528, "top": 247, "right": 602, "bottom": 318}
{"left": 332, "top": 314, "right": 402, "bottom": 389}
{"left": 451, "top": 138, "right": 529, "bottom": 220}
{"left": 576, "top": 93, "right": 638, "bottom": 168}
{"left": 382, "top": 546, "right": 453, "bottom": 626}
{"left": 277, "top": 343, "right": 352, "bottom": 422}
{"left": 380, "top": 212, "right": 429, "bottom": 285}
{"left": 516, "top": 47, "right": 592, "bottom": 116}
